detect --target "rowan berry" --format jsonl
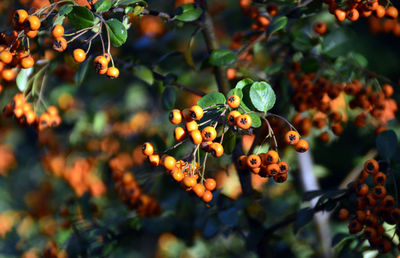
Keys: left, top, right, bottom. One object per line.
{"left": 142, "top": 142, "right": 154, "bottom": 156}
{"left": 386, "top": 6, "right": 398, "bottom": 19}
{"left": 295, "top": 139, "right": 309, "bottom": 153}
{"left": 331, "top": 123, "right": 343, "bottom": 136}
{"left": 267, "top": 163, "right": 280, "bottom": 176}
{"left": 348, "top": 219, "right": 363, "bottom": 234}
{"left": 183, "top": 176, "right": 197, "bottom": 188}
{"left": 148, "top": 154, "right": 160, "bottom": 166}
{"left": 364, "top": 227, "right": 377, "bottom": 240}
{"left": 266, "top": 3, "right": 278, "bottom": 16}
{"left": 107, "top": 67, "right": 119, "bottom": 79}
{"left": 338, "top": 208, "right": 349, "bottom": 221}
{"left": 347, "top": 9, "right": 359, "bottom": 21}
{"left": 202, "top": 191, "right": 213, "bottom": 202}
{"left": 210, "top": 142, "right": 224, "bottom": 157}
{"left": 189, "top": 130, "right": 202, "bottom": 145}
{"left": 313, "top": 21, "right": 327, "bottom": 35}
{"left": 174, "top": 127, "right": 186, "bottom": 142}
{"left": 382, "top": 84, "right": 393, "bottom": 97}
{"left": 0, "top": 50, "right": 13, "bottom": 64}
{"left": 372, "top": 185, "right": 386, "bottom": 199}
{"left": 204, "top": 178, "right": 216, "bottom": 191}
{"left": 285, "top": 130, "right": 300, "bottom": 145}
{"left": 335, "top": 9, "right": 346, "bottom": 22}
{"left": 236, "top": 114, "right": 252, "bottom": 129}
{"left": 247, "top": 154, "right": 261, "bottom": 168}
{"left": 189, "top": 105, "right": 204, "bottom": 121}
{"left": 265, "top": 150, "right": 279, "bottom": 164}
{"left": 364, "top": 159, "right": 379, "bottom": 174}
{"left": 227, "top": 110, "right": 241, "bottom": 126}
{"left": 27, "top": 16, "right": 41, "bottom": 31}
{"left": 237, "top": 155, "right": 248, "bottom": 169}
{"left": 227, "top": 94, "right": 241, "bottom": 108}
{"left": 201, "top": 126, "right": 217, "bottom": 142}
{"left": 382, "top": 195, "right": 395, "bottom": 208}
{"left": 373, "top": 172, "right": 386, "bottom": 185}
{"left": 20, "top": 56, "right": 34, "bottom": 69}
{"left": 2, "top": 69, "right": 16, "bottom": 81}
{"left": 94, "top": 56, "right": 109, "bottom": 74}
{"left": 51, "top": 24, "right": 64, "bottom": 38}
{"left": 257, "top": 16, "right": 270, "bottom": 28}
{"left": 169, "top": 109, "right": 182, "bottom": 124}
{"left": 53, "top": 37, "right": 67, "bottom": 52}
{"left": 185, "top": 120, "right": 198, "bottom": 132}
{"left": 14, "top": 9, "right": 28, "bottom": 24}
{"left": 375, "top": 5, "right": 386, "bottom": 18}
{"left": 172, "top": 170, "right": 184, "bottom": 181}
{"left": 73, "top": 49, "right": 86, "bottom": 63}
{"left": 26, "top": 30, "right": 38, "bottom": 39}
{"left": 278, "top": 161, "right": 289, "bottom": 173}
{"left": 163, "top": 156, "right": 176, "bottom": 170}
{"left": 192, "top": 183, "right": 205, "bottom": 197}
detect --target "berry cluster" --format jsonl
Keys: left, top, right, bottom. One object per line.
{"left": 337, "top": 159, "right": 400, "bottom": 254}
{"left": 239, "top": 0, "right": 278, "bottom": 31}
{"left": 109, "top": 153, "right": 161, "bottom": 216}
{"left": 288, "top": 69, "right": 398, "bottom": 141}
{"left": 369, "top": 16, "right": 400, "bottom": 37}
{"left": 325, "top": 0, "right": 398, "bottom": 22}
{"left": 3, "top": 93, "right": 61, "bottom": 130}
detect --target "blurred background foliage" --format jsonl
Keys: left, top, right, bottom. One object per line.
{"left": 0, "top": 0, "right": 399, "bottom": 257}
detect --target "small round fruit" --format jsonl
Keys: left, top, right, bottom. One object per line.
{"left": 237, "top": 155, "right": 248, "bottom": 170}
{"left": 142, "top": 142, "right": 154, "bottom": 156}
{"left": 107, "top": 67, "right": 119, "bottom": 79}
{"left": 20, "top": 56, "right": 34, "bottom": 69}
{"left": 53, "top": 37, "right": 67, "bottom": 52}
{"left": 205, "top": 178, "right": 216, "bottom": 191}
{"left": 26, "top": 30, "right": 38, "bottom": 39}
{"left": 201, "top": 126, "right": 217, "bottom": 142}
{"left": 148, "top": 154, "right": 160, "bottom": 166}
{"left": 190, "top": 105, "right": 204, "bottom": 121}
{"left": 202, "top": 191, "right": 213, "bottom": 202}
{"left": 295, "top": 139, "right": 309, "bottom": 153}
{"left": 285, "top": 130, "right": 300, "bottom": 145}
{"left": 163, "top": 156, "right": 176, "bottom": 170}
{"left": 27, "top": 16, "right": 41, "bottom": 30}
{"left": 265, "top": 150, "right": 279, "bottom": 164}
{"left": 338, "top": 208, "right": 349, "bottom": 221}
{"left": 192, "top": 183, "right": 205, "bottom": 197}
{"left": 278, "top": 161, "right": 289, "bottom": 173}
{"left": 246, "top": 154, "right": 261, "bottom": 168}
{"left": 0, "top": 50, "right": 13, "bottom": 64}
{"left": 73, "top": 49, "right": 86, "bottom": 63}
{"left": 189, "top": 130, "right": 203, "bottom": 145}
{"left": 51, "top": 24, "right": 64, "bottom": 38}
{"left": 236, "top": 114, "right": 252, "bottom": 129}
{"left": 94, "top": 56, "right": 109, "bottom": 73}
{"left": 185, "top": 120, "right": 198, "bottom": 132}
{"left": 172, "top": 170, "right": 184, "bottom": 182}
{"left": 14, "top": 9, "right": 29, "bottom": 24}
{"left": 183, "top": 176, "right": 197, "bottom": 188}
{"left": 267, "top": 163, "right": 280, "bottom": 176}
{"left": 227, "top": 94, "right": 240, "bottom": 108}
{"left": 210, "top": 142, "right": 224, "bottom": 157}
{"left": 174, "top": 127, "right": 187, "bottom": 142}
{"left": 364, "top": 159, "right": 379, "bottom": 174}
{"left": 227, "top": 110, "right": 241, "bottom": 126}
{"left": 169, "top": 109, "right": 182, "bottom": 124}
{"left": 313, "top": 21, "right": 327, "bottom": 35}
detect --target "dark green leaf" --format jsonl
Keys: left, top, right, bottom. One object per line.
{"left": 58, "top": 4, "right": 73, "bottom": 16}
{"left": 16, "top": 68, "right": 33, "bottom": 92}
{"left": 376, "top": 130, "right": 398, "bottom": 160}
{"left": 175, "top": 4, "right": 203, "bottom": 22}
{"left": 267, "top": 16, "right": 287, "bottom": 37}
{"left": 209, "top": 50, "right": 237, "bottom": 67}
{"left": 106, "top": 18, "right": 128, "bottom": 47}
{"left": 265, "top": 63, "right": 283, "bottom": 76}
{"left": 332, "top": 233, "right": 350, "bottom": 247}
{"left": 197, "top": 92, "right": 226, "bottom": 108}
{"left": 68, "top": 6, "right": 95, "bottom": 30}
{"left": 348, "top": 52, "right": 368, "bottom": 68}
{"left": 133, "top": 65, "right": 154, "bottom": 85}
{"left": 162, "top": 87, "right": 176, "bottom": 110}
{"left": 235, "top": 78, "right": 253, "bottom": 89}
{"left": 294, "top": 208, "right": 314, "bottom": 233}
{"left": 322, "top": 28, "right": 354, "bottom": 58}
{"left": 117, "top": 0, "right": 147, "bottom": 6}
{"left": 222, "top": 130, "right": 236, "bottom": 154}
{"left": 249, "top": 81, "right": 276, "bottom": 112}
{"left": 95, "top": 0, "right": 112, "bottom": 12}
{"left": 301, "top": 58, "right": 319, "bottom": 73}
{"left": 291, "top": 31, "right": 311, "bottom": 51}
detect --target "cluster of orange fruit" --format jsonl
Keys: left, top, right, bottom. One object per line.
{"left": 3, "top": 93, "right": 61, "bottom": 130}
{"left": 288, "top": 68, "right": 397, "bottom": 140}
{"left": 109, "top": 152, "right": 161, "bottom": 216}
{"left": 369, "top": 16, "right": 400, "bottom": 37}
{"left": 239, "top": 0, "right": 278, "bottom": 31}
{"left": 337, "top": 159, "right": 400, "bottom": 253}
{"left": 325, "top": 0, "right": 398, "bottom": 22}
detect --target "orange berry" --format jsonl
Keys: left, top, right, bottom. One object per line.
{"left": 356, "top": 183, "right": 369, "bottom": 196}
{"left": 94, "top": 56, "right": 109, "bottom": 74}
{"left": 373, "top": 172, "right": 386, "bottom": 185}
{"left": 210, "top": 142, "right": 224, "bottom": 157}
{"left": 237, "top": 155, "right": 248, "bottom": 170}
{"left": 106, "top": 67, "right": 119, "bottom": 79}
{"left": 20, "top": 56, "right": 34, "bottom": 69}
{"left": 364, "top": 159, "right": 379, "bottom": 174}
{"left": 189, "top": 105, "right": 204, "bottom": 121}
{"left": 285, "top": 130, "right": 300, "bottom": 145}
{"left": 73, "top": 49, "right": 86, "bottom": 63}
{"left": 148, "top": 154, "right": 160, "bottom": 166}
{"left": 169, "top": 109, "right": 182, "bottom": 124}
{"left": 192, "top": 183, "right": 205, "bottom": 197}
{"left": 313, "top": 21, "right": 327, "bottom": 35}
{"left": 265, "top": 150, "right": 279, "bottom": 164}
{"left": 227, "top": 110, "right": 241, "bottom": 126}
{"left": 142, "top": 142, "right": 154, "bottom": 156}
{"left": 204, "top": 178, "right": 216, "bottom": 191}
{"left": 295, "top": 139, "right": 309, "bottom": 153}
{"left": 163, "top": 156, "right": 176, "bottom": 170}
{"left": 2, "top": 69, "right": 16, "bottom": 81}
{"left": 14, "top": 9, "right": 29, "bottom": 24}
{"left": 236, "top": 114, "right": 252, "bottom": 129}
{"left": 185, "top": 120, "right": 198, "bottom": 132}
{"left": 201, "top": 126, "right": 217, "bottom": 141}
{"left": 278, "top": 161, "right": 289, "bottom": 173}
{"left": 267, "top": 163, "right": 280, "bottom": 176}
{"left": 273, "top": 173, "right": 287, "bottom": 183}
{"left": 26, "top": 30, "right": 38, "bottom": 39}
{"left": 227, "top": 94, "right": 241, "bottom": 109}
{"left": 27, "top": 16, "right": 41, "bottom": 31}
{"left": 183, "top": 176, "right": 197, "bottom": 188}
{"left": 25, "top": 110, "right": 37, "bottom": 125}
{"left": 189, "top": 130, "right": 202, "bottom": 145}
{"left": 47, "top": 106, "right": 58, "bottom": 116}
{"left": 53, "top": 37, "right": 67, "bottom": 52}
{"left": 338, "top": 208, "right": 349, "bottom": 221}
{"left": 247, "top": 154, "right": 261, "bottom": 168}
{"left": 172, "top": 170, "right": 184, "bottom": 181}
{"left": 0, "top": 50, "right": 13, "bottom": 64}
{"left": 372, "top": 185, "right": 386, "bottom": 199}
{"left": 174, "top": 127, "right": 187, "bottom": 142}
{"left": 348, "top": 219, "right": 363, "bottom": 234}
{"left": 382, "top": 84, "right": 393, "bottom": 97}
{"left": 202, "top": 190, "right": 213, "bottom": 202}
{"left": 335, "top": 9, "right": 346, "bottom": 22}
{"left": 386, "top": 6, "right": 398, "bottom": 19}
{"left": 51, "top": 24, "right": 64, "bottom": 38}
{"left": 347, "top": 9, "right": 359, "bottom": 21}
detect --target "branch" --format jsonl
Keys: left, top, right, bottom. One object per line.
{"left": 197, "top": 0, "right": 230, "bottom": 95}
{"left": 152, "top": 71, "right": 206, "bottom": 97}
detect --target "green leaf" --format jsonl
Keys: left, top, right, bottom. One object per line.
{"left": 16, "top": 68, "right": 33, "bottom": 92}
{"left": 222, "top": 130, "right": 236, "bottom": 154}
{"left": 106, "top": 18, "right": 128, "bottom": 47}
{"left": 93, "top": 111, "right": 107, "bottom": 135}
{"left": 249, "top": 113, "right": 261, "bottom": 128}
{"left": 197, "top": 92, "right": 226, "bottom": 108}
{"left": 209, "top": 50, "right": 237, "bottom": 67}
{"left": 235, "top": 78, "right": 253, "bottom": 89}
{"left": 265, "top": 63, "right": 283, "bottom": 76}
{"left": 227, "top": 88, "right": 243, "bottom": 99}
{"left": 53, "top": 15, "right": 66, "bottom": 25}
{"left": 348, "top": 52, "right": 368, "bottom": 67}
{"left": 58, "top": 4, "right": 73, "bottom": 16}
{"left": 95, "top": 0, "right": 112, "bottom": 12}
{"left": 68, "top": 6, "right": 95, "bottom": 30}
{"left": 162, "top": 87, "right": 176, "bottom": 110}
{"left": 267, "top": 16, "right": 287, "bottom": 37}
{"left": 175, "top": 4, "right": 203, "bottom": 22}
{"left": 294, "top": 208, "right": 314, "bottom": 233}
{"left": 322, "top": 28, "right": 354, "bottom": 58}
{"left": 133, "top": 65, "right": 154, "bottom": 85}
{"left": 376, "top": 130, "right": 398, "bottom": 160}
{"left": 249, "top": 81, "right": 276, "bottom": 112}
{"left": 291, "top": 31, "right": 311, "bottom": 51}
{"left": 117, "top": 0, "right": 147, "bottom": 6}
